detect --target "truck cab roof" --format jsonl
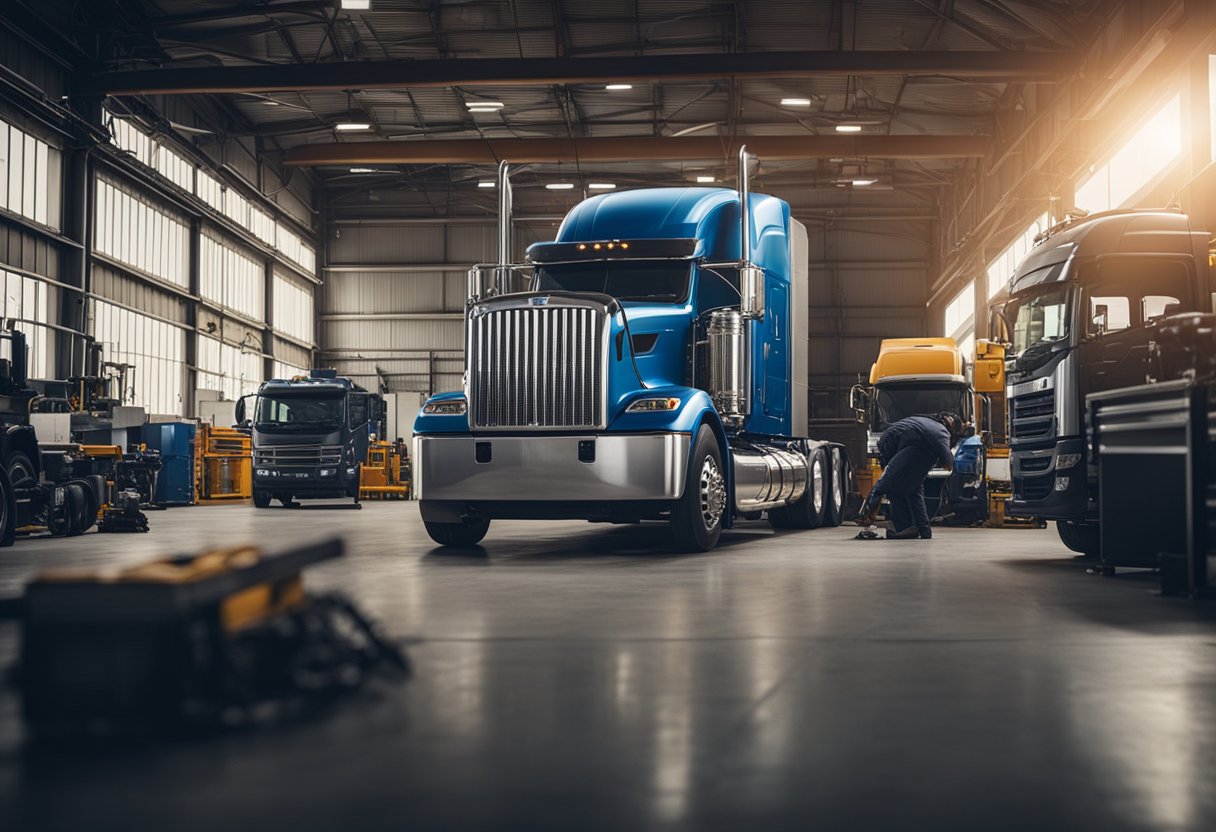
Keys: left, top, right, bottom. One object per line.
{"left": 1010, "top": 210, "right": 1203, "bottom": 291}
{"left": 869, "top": 337, "right": 966, "bottom": 385}
{"left": 528, "top": 187, "right": 794, "bottom": 280}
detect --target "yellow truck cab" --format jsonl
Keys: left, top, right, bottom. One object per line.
{"left": 850, "top": 337, "right": 972, "bottom": 503}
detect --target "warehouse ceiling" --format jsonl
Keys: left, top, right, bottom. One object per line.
{"left": 20, "top": 0, "right": 1118, "bottom": 218}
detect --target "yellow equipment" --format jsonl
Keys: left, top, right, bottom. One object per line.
{"left": 195, "top": 425, "right": 253, "bottom": 501}
{"left": 973, "top": 340, "right": 1042, "bottom": 528}
{"left": 359, "top": 440, "right": 410, "bottom": 500}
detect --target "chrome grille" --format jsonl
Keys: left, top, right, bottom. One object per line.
{"left": 468, "top": 304, "right": 607, "bottom": 430}
{"left": 253, "top": 444, "right": 342, "bottom": 467}
{"left": 1011, "top": 390, "right": 1055, "bottom": 439}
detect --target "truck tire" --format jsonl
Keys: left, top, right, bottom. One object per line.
{"left": 252, "top": 489, "right": 272, "bottom": 508}
{"left": 823, "top": 447, "right": 847, "bottom": 528}
{"left": 424, "top": 518, "right": 490, "bottom": 548}
{"left": 0, "top": 467, "right": 14, "bottom": 547}
{"left": 670, "top": 425, "right": 726, "bottom": 551}
{"left": 6, "top": 451, "right": 36, "bottom": 488}
{"left": 769, "top": 446, "right": 828, "bottom": 530}
{"left": 1057, "top": 520, "right": 1099, "bottom": 558}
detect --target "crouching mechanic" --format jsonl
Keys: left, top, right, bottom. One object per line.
{"left": 855, "top": 412, "right": 962, "bottom": 539}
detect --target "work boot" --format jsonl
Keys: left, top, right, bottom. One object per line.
{"left": 885, "top": 527, "right": 919, "bottom": 540}
{"left": 918, "top": 527, "right": 933, "bottom": 539}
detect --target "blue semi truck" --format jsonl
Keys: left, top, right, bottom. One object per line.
{"left": 413, "top": 150, "right": 851, "bottom": 550}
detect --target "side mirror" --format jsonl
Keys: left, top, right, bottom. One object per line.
{"left": 1091, "top": 303, "right": 1109, "bottom": 335}
{"left": 234, "top": 396, "right": 246, "bottom": 424}
{"left": 848, "top": 385, "right": 869, "bottom": 423}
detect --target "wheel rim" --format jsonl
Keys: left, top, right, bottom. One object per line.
{"left": 831, "top": 450, "right": 843, "bottom": 513}
{"left": 8, "top": 459, "right": 34, "bottom": 488}
{"left": 699, "top": 455, "right": 726, "bottom": 530}
{"left": 812, "top": 457, "right": 824, "bottom": 513}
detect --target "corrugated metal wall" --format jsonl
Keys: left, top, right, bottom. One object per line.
{"left": 319, "top": 220, "right": 552, "bottom": 395}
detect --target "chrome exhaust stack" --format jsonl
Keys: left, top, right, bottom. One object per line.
{"left": 467, "top": 160, "right": 515, "bottom": 302}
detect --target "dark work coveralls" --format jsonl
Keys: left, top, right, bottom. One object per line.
{"left": 871, "top": 415, "right": 954, "bottom": 534}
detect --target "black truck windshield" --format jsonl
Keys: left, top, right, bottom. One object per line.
{"left": 1006, "top": 283, "right": 1071, "bottom": 355}
{"left": 873, "top": 383, "right": 969, "bottom": 433}
{"left": 534, "top": 261, "right": 691, "bottom": 303}
{"left": 255, "top": 393, "right": 344, "bottom": 429}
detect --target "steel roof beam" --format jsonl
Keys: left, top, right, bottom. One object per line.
{"left": 89, "top": 50, "right": 1072, "bottom": 96}
{"left": 284, "top": 134, "right": 988, "bottom": 166}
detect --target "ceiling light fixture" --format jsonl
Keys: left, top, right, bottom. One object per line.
{"left": 835, "top": 124, "right": 863, "bottom": 133}
{"left": 478, "top": 181, "right": 495, "bottom": 188}
{"left": 588, "top": 183, "right": 616, "bottom": 190}
{"left": 606, "top": 84, "right": 633, "bottom": 91}
{"left": 852, "top": 179, "right": 877, "bottom": 186}
{"left": 350, "top": 167, "right": 375, "bottom": 173}
{"left": 467, "top": 108, "right": 499, "bottom": 114}
{"left": 334, "top": 122, "right": 371, "bottom": 131}
{"left": 546, "top": 183, "right": 575, "bottom": 190}
{"left": 340, "top": 1, "right": 372, "bottom": 10}
{"left": 781, "top": 98, "right": 812, "bottom": 106}
{"left": 696, "top": 175, "right": 716, "bottom": 183}
{"left": 466, "top": 101, "right": 504, "bottom": 109}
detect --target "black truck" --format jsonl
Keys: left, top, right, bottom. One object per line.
{"left": 238, "top": 370, "right": 385, "bottom": 508}
{"left": 1001, "top": 209, "right": 1212, "bottom": 556}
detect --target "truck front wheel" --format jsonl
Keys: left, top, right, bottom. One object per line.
{"left": 425, "top": 518, "right": 490, "bottom": 548}
{"left": 252, "top": 489, "right": 272, "bottom": 508}
{"left": 1057, "top": 520, "right": 1099, "bottom": 558}
{"left": 670, "top": 425, "right": 725, "bottom": 552}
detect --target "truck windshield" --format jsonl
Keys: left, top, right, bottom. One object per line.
{"left": 872, "top": 384, "right": 969, "bottom": 433}
{"left": 255, "top": 393, "right": 344, "bottom": 429}
{"left": 1006, "top": 283, "right": 1071, "bottom": 355}
{"left": 534, "top": 261, "right": 691, "bottom": 303}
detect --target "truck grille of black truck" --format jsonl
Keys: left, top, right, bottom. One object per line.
{"left": 467, "top": 305, "right": 607, "bottom": 430}
{"left": 253, "top": 444, "right": 343, "bottom": 468}
{"left": 1014, "top": 473, "right": 1053, "bottom": 501}
{"left": 1011, "top": 390, "right": 1055, "bottom": 439}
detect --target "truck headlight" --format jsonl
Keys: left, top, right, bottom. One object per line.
{"left": 256, "top": 468, "right": 270, "bottom": 477}
{"left": 1055, "top": 453, "right": 1081, "bottom": 470}
{"left": 423, "top": 399, "right": 466, "bottom": 415}
{"left": 626, "top": 397, "right": 681, "bottom": 413}
{"left": 320, "top": 468, "right": 336, "bottom": 477}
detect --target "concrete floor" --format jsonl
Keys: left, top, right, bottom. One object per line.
{"left": 2, "top": 503, "right": 1216, "bottom": 831}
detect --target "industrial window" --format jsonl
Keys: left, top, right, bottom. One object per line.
{"left": 276, "top": 224, "right": 316, "bottom": 275}
{"left": 197, "top": 335, "right": 263, "bottom": 401}
{"left": 1074, "top": 93, "right": 1182, "bottom": 213}
{"left": 0, "top": 269, "right": 52, "bottom": 378}
{"left": 249, "top": 205, "right": 276, "bottom": 246}
{"left": 944, "top": 282, "right": 976, "bottom": 344}
{"left": 200, "top": 230, "right": 265, "bottom": 322}
{"left": 90, "top": 299, "right": 186, "bottom": 416}
{"left": 273, "top": 360, "right": 309, "bottom": 380}
{"left": 1211, "top": 56, "right": 1216, "bottom": 161}
{"left": 93, "top": 176, "right": 189, "bottom": 289}
{"left": 272, "top": 270, "right": 314, "bottom": 345}
{"left": 111, "top": 116, "right": 193, "bottom": 193}
{"left": 223, "top": 187, "right": 250, "bottom": 229}
{"left": 0, "top": 118, "right": 61, "bottom": 230}
{"left": 196, "top": 168, "right": 224, "bottom": 214}
{"left": 986, "top": 213, "right": 1050, "bottom": 299}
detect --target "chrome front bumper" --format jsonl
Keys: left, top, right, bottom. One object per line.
{"left": 413, "top": 433, "right": 689, "bottom": 502}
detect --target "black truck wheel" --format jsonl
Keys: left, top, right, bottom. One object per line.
{"left": 0, "top": 467, "right": 14, "bottom": 547}
{"left": 670, "top": 425, "right": 726, "bottom": 551}
{"left": 424, "top": 518, "right": 490, "bottom": 547}
{"left": 6, "top": 451, "right": 36, "bottom": 488}
{"left": 1057, "top": 520, "right": 1099, "bottom": 558}
{"left": 769, "top": 445, "right": 828, "bottom": 530}
{"left": 823, "top": 447, "right": 847, "bottom": 528}
{"left": 252, "top": 489, "right": 272, "bottom": 508}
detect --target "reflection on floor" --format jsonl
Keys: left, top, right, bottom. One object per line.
{"left": 3, "top": 503, "right": 1216, "bottom": 831}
